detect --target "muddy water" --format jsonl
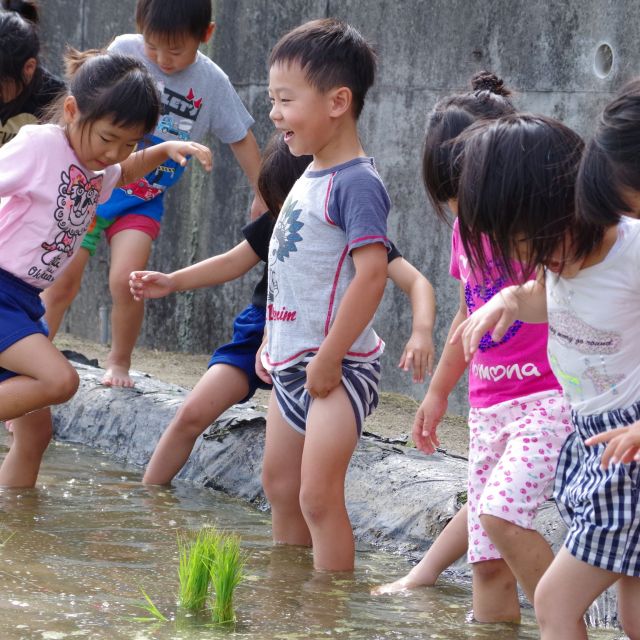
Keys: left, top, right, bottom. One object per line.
{"left": 0, "top": 434, "right": 623, "bottom": 640}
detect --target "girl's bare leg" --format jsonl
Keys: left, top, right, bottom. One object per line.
{"left": 103, "top": 229, "right": 152, "bottom": 387}
{"left": 261, "top": 391, "right": 310, "bottom": 546}
{"left": 0, "top": 408, "right": 52, "bottom": 487}
{"left": 617, "top": 575, "right": 640, "bottom": 640}
{"left": 0, "top": 335, "right": 78, "bottom": 421}
{"left": 480, "top": 514, "right": 554, "bottom": 605}
{"left": 143, "top": 364, "right": 249, "bottom": 484}
{"left": 373, "top": 505, "right": 468, "bottom": 593}
{"left": 301, "top": 384, "right": 358, "bottom": 571}
{"left": 472, "top": 558, "right": 520, "bottom": 623}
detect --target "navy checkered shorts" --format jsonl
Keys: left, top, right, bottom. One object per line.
{"left": 555, "top": 401, "right": 640, "bottom": 576}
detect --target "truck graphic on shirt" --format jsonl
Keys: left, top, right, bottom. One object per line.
{"left": 157, "top": 115, "right": 191, "bottom": 141}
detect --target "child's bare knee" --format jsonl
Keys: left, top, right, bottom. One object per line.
{"left": 262, "top": 468, "right": 297, "bottom": 508}
{"left": 299, "top": 485, "right": 331, "bottom": 525}
{"left": 46, "top": 367, "right": 80, "bottom": 404}
{"left": 479, "top": 513, "right": 520, "bottom": 541}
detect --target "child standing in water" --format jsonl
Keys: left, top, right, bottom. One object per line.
{"left": 0, "top": 49, "right": 212, "bottom": 487}
{"left": 379, "top": 77, "right": 573, "bottom": 625}
{"left": 261, "top": 19, "right": 391, "bottom": 572}
{"left": 131, "top": 133, "right": 434, "bottom": 485}
{"left": 42, "top": 0, "right": 264, "bottom": 388}
{"left": 453, "top": 107, "right": 640, "bottom": 639}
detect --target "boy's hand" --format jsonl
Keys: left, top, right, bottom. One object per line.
{"left": 304, "top": 353, "right": 342, "bottom": 399}
{"left": 165, "top": 141, "right": 213, "bottom": 171}
{"left": 412, "top": 391, "right": 447, "bottom": 454}
{"left": 255, "top": 348, "right": 272, "bottom": 385}
{"left": 399, "top": 330, "right": 435, "bottom": 383}
{"left": 586, "top": 422, "right": 640, "bottom": 468}
{"left": 129, "top": 271, "right": 173, "bottom": 301}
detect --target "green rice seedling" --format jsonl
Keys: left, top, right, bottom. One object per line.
{"left": 177, "top": 527, "right": 221, "bottom": 612}
{"left": 132, "top": 587, "right": 169, "bottom": 622}
{"left": 209, "top": 533, "right": 244, "bottom": 624}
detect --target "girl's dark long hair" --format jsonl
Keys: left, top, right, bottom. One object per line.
{"left": 257, "top": 133, "right": 310, "bottom": 217}
{"left": 576, "top": 79, "right": 640, "bottom": 235}
{"left": 0, "top": 7, "right": 42, "bottom": 121}
{"left": 422, "top": 71, "right": 516, "bottom": 221}
{"left": 456, "top": 113, "right": 585, "bottom": 282}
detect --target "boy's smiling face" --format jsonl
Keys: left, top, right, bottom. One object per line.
{"left": 268, "top": 61, "right": 333, "bottom": 159}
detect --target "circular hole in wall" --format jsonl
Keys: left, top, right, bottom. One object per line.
{"left": 594, "top": 43, "right": 614, "bottom": 78}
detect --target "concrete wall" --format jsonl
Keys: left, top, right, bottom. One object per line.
{"left": 38, "top": 0, "right": 629, "bottom": 411}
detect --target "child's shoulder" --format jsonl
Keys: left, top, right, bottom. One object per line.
{"left": 11, "top": 122, "right": 63, "bottom": 145}
{"left": 109, "top": 33, "right": 144, "bottom": 57}
{"left": 329, "top": 157, "right": 389, "bottom": 199}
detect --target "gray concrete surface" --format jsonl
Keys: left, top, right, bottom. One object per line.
{"left": 38, "top": 1, "right": 630, "bottom": 412}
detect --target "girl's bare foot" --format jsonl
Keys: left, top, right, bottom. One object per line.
{"left": 371, "top": 572, "right": 435, "bottom": 595}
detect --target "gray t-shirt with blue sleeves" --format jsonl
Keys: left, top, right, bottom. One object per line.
{"left": 265, "top": 157, "right": 391, "bottom": 371}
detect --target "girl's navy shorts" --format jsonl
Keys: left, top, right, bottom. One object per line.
{"left": 0, "top": 268, "right": 48, "bottom": 383}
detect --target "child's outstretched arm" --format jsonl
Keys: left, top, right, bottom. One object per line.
{"left": 413, "top": 283, "right": 467, "bottom": 454}
{"left": 586, "top": 422, "right": 640, "bottom": 468}
{"left": 129, "top": 240, "right": 260, "bottom": 301}
{"left": 119, "top": 140, "right": 213, "bottom": 187}
{"left": 305, "top": 243, "right": 388, "bottom": 399}
{"left": 387, "top": 257, "right": 436, "bottom": 383}
{"left": 451, "top": 280, "right": 547, "bottom": 362}
{"left": 229, "top": 131, "right": 268, "bottom": 218}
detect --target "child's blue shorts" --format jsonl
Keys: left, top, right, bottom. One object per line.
{"left": 0, "top": 267, "right": 48, "bottom": 383}
{"left": 208, "top": 303, "right": 271, "bottom": 403}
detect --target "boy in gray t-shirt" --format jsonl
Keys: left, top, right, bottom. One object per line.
{"left": 42, "top": 0, "right": 264, "bottom": 388}
{"left": 259, "top": 19, "right": 390, "bottom": 572}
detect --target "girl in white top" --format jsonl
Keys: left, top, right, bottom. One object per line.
{"left": 453, "top": 103, "right": 640, "bottom": 638}
{"left": 0, "top": 48, "right": 211, "bottom": 487}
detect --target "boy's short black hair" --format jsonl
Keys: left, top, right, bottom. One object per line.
{"left": 136, "top": 0, "right": 211, "bottom": 41}
{"left": 269, "top": 18, "right": 376, "bottom": 119}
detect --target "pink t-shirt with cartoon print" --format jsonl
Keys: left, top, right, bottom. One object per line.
{"left": 450, "top": 219, "right": 560, "bottom": 408}
{"left": 0, "top": 124, "right": 121, "bottom": 288}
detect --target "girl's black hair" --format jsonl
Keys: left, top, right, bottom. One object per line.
{"left": 576, "top": 78, "right": 640, "bottom": 232}
{"left": 422, "top": 71, "right": 516, "bottom": 221}
{"left": 456, "top": 113, "right": 585, "bottom": 282}
{"left": 51, "top": 48, "right": 160, "bottom": 135}
{"left": 257, "top": 133, "right": 310, "bottom": 216}
{"left": 0, "top": 7, "right": 41, "bottom": 119}
{"left": 1, "top": 0, "right": 38, "bottom": 22}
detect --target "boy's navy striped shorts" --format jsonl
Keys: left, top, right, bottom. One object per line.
{"left": 271, "top": 354, "right": 381, "bottom": 436}
{"left": 555, "top": 400, "right": 640, "bottom": 576}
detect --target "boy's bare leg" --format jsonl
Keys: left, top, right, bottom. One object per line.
{"left": 103, "top": 229, "right": 152, "bottom": 387}
{"left": 143, "top": 364, "right": 249, "bottom": 484}
{"left": 0, "top": 408, "right": 52, "bottom": 487}
{"left": 302, "top": 384, "right": 358, "bottom": 571}
{"left": 372, "top": 504, "right": 468, "bottom": 593}
{"left": 41, "top": 248, "right": 91, "bottom": 338}
{"left": 535, "top": 547, "right": 619, "bottom": 639}
{"left": 472, "top": 558, "right": 520, "bottom": 623}
{"left": 262, "top": 390, "right": 310, "bottom": 546}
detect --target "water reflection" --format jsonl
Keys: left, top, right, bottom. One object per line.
{"left": 0, "top": 433, "right": 623, "bottom": 639}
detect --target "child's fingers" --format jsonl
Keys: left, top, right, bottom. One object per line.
{"left": 426, "top": 350, "right": 434, "bottom": 377}
{"left": 586, "top": 428, "right": 627, "bottom": 447}
{"left": 412, "top": 351, "right": 425, "bottom": 383}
